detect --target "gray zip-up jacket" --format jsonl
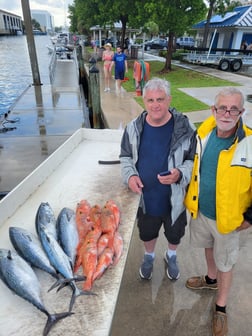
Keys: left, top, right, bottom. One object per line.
{"left": 120, "top": 108, "right": 196, "bottom": 225}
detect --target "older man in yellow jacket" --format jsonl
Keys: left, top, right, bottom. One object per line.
{"left": 184, "top": 87, "right": 252, "bottom": 336}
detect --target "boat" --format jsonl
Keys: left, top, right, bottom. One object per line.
{"left": 33, "top": 29, "right": 47, "bottom": 35}
{"left": 50, "top": 32, "right": 70, "bottom": 45}
{"left": 47, "top": 44, "right": 74, "bottom": 60}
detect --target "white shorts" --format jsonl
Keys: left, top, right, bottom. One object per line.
{"left": 189, "top": 211, "right": 240, "bottom": 272}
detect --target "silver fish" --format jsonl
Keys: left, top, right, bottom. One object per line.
{"left": 9, "top": 226, "right": 58, "bottom": 279}
{"left": 0, "top": 249, "right": 72, "bottom": 336}
{"left": 39, "top": 224, "right": 95, "bottom": 312}
{"left": 35, "top": 202, "right": 57, "bottom": 241}
{"left": 56, "top": 207, "right": 79, "bottom": 269}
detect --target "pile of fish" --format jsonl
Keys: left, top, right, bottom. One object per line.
{"left": 0, "top": 199, "right": 123, "bottom": 335}
{"left": 74, "top": 199, "right": 123, "bottom": 291}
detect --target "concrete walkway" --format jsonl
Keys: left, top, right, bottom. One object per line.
{"left": 0, "top": 55, "right": 88, "bottom": 195}
{"left": 99, "top": 53, "right": 252, "bottom": 128}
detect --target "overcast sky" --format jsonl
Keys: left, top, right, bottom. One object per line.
{"left": 2, "top": 0, "right": 73, "bottom": 27}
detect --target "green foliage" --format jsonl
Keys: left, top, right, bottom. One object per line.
{"left": 31, "top": 19, "right": 41, "bottom": 31}
{"left": 117, "top": 60, "right": 239, "bottom": 113}
{"left": 143, "top": 21, "right": 159, "bottom": 36}
{"left": 135, "top": 0, "right": 207, "bottom": 71}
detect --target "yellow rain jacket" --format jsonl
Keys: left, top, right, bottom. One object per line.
{"left": 184, "top": 115, "right": 252, "bottom": 234}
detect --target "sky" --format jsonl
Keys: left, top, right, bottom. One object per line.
{"left": 1, "top": 0, "right": 73, "bottom": 27}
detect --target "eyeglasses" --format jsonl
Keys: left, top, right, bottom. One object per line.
{"left": 214, "top": 106, "right": 242, "bottom": 116}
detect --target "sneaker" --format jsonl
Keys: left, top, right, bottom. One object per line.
{"left": 212, "top": 311, "right": 228, "bottom": 336}
{"left": 139, "top": 254, "right": 154, "bottom": 280}
{"left": 164, "top": 252, "right": 180, "bottom": 280}
{"left": 186, "top": 275, "right": 218, "bottom": 290}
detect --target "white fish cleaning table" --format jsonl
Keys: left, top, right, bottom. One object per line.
{"left": 0, "top": 128, "right": 140, "bottom": 336}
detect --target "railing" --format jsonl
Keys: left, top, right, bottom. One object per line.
{"left": 72, "top": 48, "right": 79, "bottom": 84}
{"left": 48, "top": 49, "right": 57, "bottom": 84}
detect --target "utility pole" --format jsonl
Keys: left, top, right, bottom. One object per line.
{"left": 21, "top": 0, "right": 42, "bottom": 86}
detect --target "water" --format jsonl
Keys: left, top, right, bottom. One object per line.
{"left": 0, "top": 35, "right": 52, "bottom": 116}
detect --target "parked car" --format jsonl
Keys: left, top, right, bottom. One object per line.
{"left": 143, "top": 38, "right": 168, "bottom": 51}
{"left": 101, "top": 37, "right": 120, "bottom": 48}
{"left": 176, "top": 36, "right": 195, "bottom": 48}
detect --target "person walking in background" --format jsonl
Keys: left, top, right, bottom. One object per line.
{"left": 184, "top": 87, "right": 252, "bottom": 336}
{"left": 120, "top": 77, "right": 196, "bottom": 281}
{"left": 102, "top": 43, "right": 114, "bottom": 92}
{"left": 110, "top": 46, "right": 128, "bottom": 94}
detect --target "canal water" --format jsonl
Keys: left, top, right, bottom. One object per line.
{"left": 0, "top": 34, "right": 52, "bottom": 116}
{"left": 0, "top": 34, "right": 88, "bottom": 195}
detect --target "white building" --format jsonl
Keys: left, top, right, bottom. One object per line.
{"left": 0, "top": 9, "right": 22, "bottom": 35}
{"left": 31, "top": 10, "right": 54, "bottom": 33}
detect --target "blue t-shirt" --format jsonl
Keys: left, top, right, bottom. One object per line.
{"left": 137, "top": 117, "right": 174, "bottom": 216}
{"left": 113, "top": 52, "right": 127, "bottom": 72}
{"left": 199, "top": 128, "right": 235, "bottom": 219}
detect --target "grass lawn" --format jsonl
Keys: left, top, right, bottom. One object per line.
{"left": 120, "top": 60, "right": 240, "bottom": 113}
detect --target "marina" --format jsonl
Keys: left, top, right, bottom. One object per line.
{"left": 0, "top": 35, "right": 89, "bottom": 195}
{"left": 0, "top": 32, "right": 252, "bottom": 336}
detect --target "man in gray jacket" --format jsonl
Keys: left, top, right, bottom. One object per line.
{"left": 120, "top": 77, "right": 196, "bottom": 280}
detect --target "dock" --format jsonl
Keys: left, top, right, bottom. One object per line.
{"left": 0, "top": 48, "right": 252, "bottom": 335}
{"left": 1, "top": 49, "right": 252, "bottom": 195}
{"left": 0, "top": 50, "right": 89, "bottom": 194}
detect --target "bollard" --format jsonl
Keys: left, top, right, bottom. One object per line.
{"left": 89, "top": 57, "right": 101, "bottom": 128}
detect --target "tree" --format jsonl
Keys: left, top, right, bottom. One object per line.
{"left": 69, "top": 0, "right": 133, "bottom": 47}
{"left": 143, "top": 21, "right": 159, "bottom": 39}
{"left": 94, "top": 0, "right": 138, "bottom": 47}
{"left": 136, "top": 0, "right": 207, "bottom": 72}
{"left": 68, "top": 0, "right": 206, "bottom": 72}
{"left": 31, "top": 19, "right": 41, "bottom": 31}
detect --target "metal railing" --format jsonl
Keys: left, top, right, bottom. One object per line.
{"left": 48, "top": 49, "right": 57, "bottom": 84}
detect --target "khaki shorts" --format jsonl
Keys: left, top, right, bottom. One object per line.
{"left": 190, "top": 211, "right": 240, "bottom": 272}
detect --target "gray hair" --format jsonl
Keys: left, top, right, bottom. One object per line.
{"left": 143, "top": 77, "right": 171, "bottom": 97}
{"left": 214, "top": 87, "right": 244, "bottom": 107}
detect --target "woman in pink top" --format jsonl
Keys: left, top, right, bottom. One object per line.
{"left": 102, "top": 43, "right": 114, "bottom": 92}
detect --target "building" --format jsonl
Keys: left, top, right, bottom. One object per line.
{"left": 0, "top": 9, "right": 23, "bottom": 35}
{"left": 31, "top": 10, "right": 54, "bottom": 33}
{"left": 90, "top": 21, "right": 140, "bottom": 48}
{"left": 193, "top": 5, "right": 252, "bottom": 50}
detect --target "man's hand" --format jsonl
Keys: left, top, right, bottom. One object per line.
{"left": 157, "top": 168, "right": 181, "bottom": 184}
{"left": 128, "top": 175, "right": 144, "bottom": 194}
{"left": 236, "top": 220, "right": 251, "bottom": 232}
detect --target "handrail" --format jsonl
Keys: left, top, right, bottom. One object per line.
{"left": 49, "top": 49, "right": 57, "bottom": 84}
{"left": 72, "top": 48, "right": 79, "bottom": 83}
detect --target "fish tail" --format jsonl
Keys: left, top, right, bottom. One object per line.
{"left": 43, "top": 311, "right": 73, "bottom": 336}
{"left": 48, "top": 279, "right": 62, "bottom": 292}
{"left": 68, "top": 282, "right": 97, "bottom": 312}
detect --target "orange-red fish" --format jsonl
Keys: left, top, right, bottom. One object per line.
{"left": 104, "top": 200, "right": 120, "bottom": 229}
{"left": 100, "top": 206, "right": 118, "bottom": 250}
{"left": 93, "top": 247, "right": 114, "bottom": 281}
{"left": 113, "top": 230, "right": 123, "bottom": 266}
{"left": 74, "top": 227, "right": 102, "bottom": 290}
{"left": 97, "top": 233, "right": 109, "bottom": 256}
{"left": 89, "top": 204, "right": 102, "bottom": 230}
{"left": 75, "top": 200, "right": 92, "bottom": 243}
{"left": 100, "top": 206, "right": 117, "bottom": 236}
